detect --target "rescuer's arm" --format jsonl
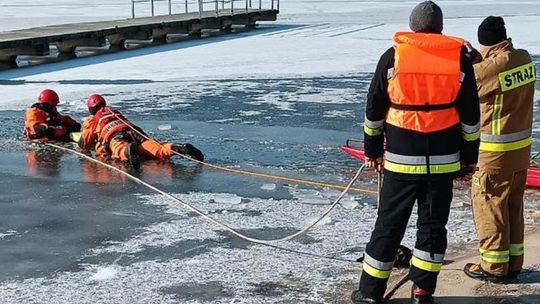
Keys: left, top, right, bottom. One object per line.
{"left": 473, "top": 58, "right": 500, "bottom": 100}
{"left": 58, "top": 114, "right": 82, "bottom": 133}
{"left": 456, "top": 51, "right": 481, "bottom": 166}
{"left": 364, "top": 48, "right": 393, "bottom": 169}
{"left": 25, "top": 107, "right": 66, "bottom": 140}
{"left": 80, "top": 116, "right": 97, "bottom": 150}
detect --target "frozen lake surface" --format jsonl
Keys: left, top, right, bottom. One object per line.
{"left": 1, "top": 0, "right": 540, "bottom": 303}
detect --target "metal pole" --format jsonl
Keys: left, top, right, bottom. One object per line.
{"left": 231, "top": 0, "right": 234, "bottom": 14}
{"left": 222, "top": 0, "right": 225, "bottom": 9}
{"left": 249, "top": 0, "right": 252, "bottom": 9}
{"left": 151, "top": 0, "right": 155, "bottom": 16}
{"left": 185, "top": 0, "right": 188, "bottom": 13}
{"left": 277, "top": 0, "right": 279, "bottom": 11}
{"left": 271, "top": 0, "right": 274, "bottom": 10}
{"left": 258, "top": 0, "right": 261, "bottom": 10}
{"left": 132, "top": 0, "right": 135, "bottom": 18}
{"left": 169, "top": 0, "right": 172, "bottom": 14}
{"left": 199, "top": 0, "right": 203, "bottom": 18}
{"left": 245, "top": 0, "right": 248, "bottom": 12}
{"left": 215, "top": 0, "right": 219, "bottom": 16}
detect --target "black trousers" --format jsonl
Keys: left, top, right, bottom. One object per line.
{"left": 358, "top": 175, "right": 453, "bottom": 301}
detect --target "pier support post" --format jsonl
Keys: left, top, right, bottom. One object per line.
{"left": 55, "top": 37, "right": 106, "bottom": 57}
{"left": 107, "top": 30, "right": 151, "bottom": 51}
{"left": 0, "top": 44, "right": 49, "bottom": 68}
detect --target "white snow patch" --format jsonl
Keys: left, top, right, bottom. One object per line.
{"left": 0, "top": 230, "right": 17, "bottom": 239}
{"left": 305, "top": 215, "right": 335, "bottom": 226}
{"left": 288, "top": 187, "right": 334, "bottom": 205}
{"left": 207, "top": 118, "right": 242, "bottom": 123}
{"left": 208, "top": 193, "right": 243, "bottom": 205}
{"left": 254, "top": 93, "right": 296, "bottom": 112}
{"left": 239, "top": 110, "right": 263, "bottom": 117}
{"left": 89, "top": 266, "right": 120, "bottom": 281}
{"left": 323, "top": 110, "right": 355, "bottom": 118}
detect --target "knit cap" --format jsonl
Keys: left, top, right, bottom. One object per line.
{"left": 409, "top": 1, "right": 443, "bottom": 33}
{"left": 478, "top": 16, "right": 507, "bottom": 46}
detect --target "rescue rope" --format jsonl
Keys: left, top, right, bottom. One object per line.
{"left": 383, "top": 271, "right": 409, "bottom": 303}
{"left": 109, "top": 111, "right": 378, "bottom": 195}
{"left": 44, "top": 142, "right": 365, "bottom": 244}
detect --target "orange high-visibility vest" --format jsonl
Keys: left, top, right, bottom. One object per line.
{"left": 386, "top": 32, "right": 464, "bottom": 133}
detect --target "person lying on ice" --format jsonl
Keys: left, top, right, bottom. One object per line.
{"left": 24, "top": 89, "right": 81, "bottom": 141}
{"left": 79, "top": 94, "right": 204, "bottom": 170}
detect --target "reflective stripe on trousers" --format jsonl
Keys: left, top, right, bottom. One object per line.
{"left": 411, "top": 248, "right": 444, "bottom": 272}
{"left": 384, "top": 152, "right": 460, "bottom": 174}
{"left": 479, "top": 129, "right": 532, "bottom": 152}
{"left": 479, "top": 248, "right": 510, "bottom": 264}
{"left": 362, "top": 253, "right": 393, "bottom": 279}
{"left": 510, "top": 243, "right": 524, "bottom": 256}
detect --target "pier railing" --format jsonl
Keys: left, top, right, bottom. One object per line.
{"left": 131, "top": 0, "right": 279, "bottom": 18}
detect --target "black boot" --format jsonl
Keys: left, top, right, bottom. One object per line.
{"left": 463, "top": 263, "right": 506, "bottom": 283}
{"left": 350, "top": 290, "right": 381, "bottom": 304}
{"left": 411, "top": 284, "right": 434, "bottom": 304}
{"left": 507, "top": 270, "right": 521, "bottom": 279}
{"left": 125, "top": 143, "right": 141, "bottom": 170}
{"left": 172, "top": 143, "right": 204, "bottom": 162}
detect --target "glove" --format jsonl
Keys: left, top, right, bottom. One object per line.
{"left": 173, "top": 143, "right": 205, "bottom": 162}
{"left": 46, "top": 126, "right": 67, "bottom": 139}
{"left": 66, "top": 122, "right": 81, "bottom": 133}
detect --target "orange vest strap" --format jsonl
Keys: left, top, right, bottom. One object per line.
{"left": 390, "top": 102, "right": 455, "bottom": 111}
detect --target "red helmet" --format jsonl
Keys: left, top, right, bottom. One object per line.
{"left": 87, "top": 94, "right": 106, "bottom": 112}
{"left": 38, "top": 89, "right": 60, "bottom": 106}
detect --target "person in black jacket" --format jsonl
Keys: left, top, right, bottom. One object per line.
{"left": 351, "top": 2, "right": 480, "bottom": 304}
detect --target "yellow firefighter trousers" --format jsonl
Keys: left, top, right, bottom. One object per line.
{"left": 471, "top": 168, "right": 526, "bottom": 276}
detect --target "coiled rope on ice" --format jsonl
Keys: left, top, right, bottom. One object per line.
{"left": 45, "top": 142, "right": 365, "bottom": 244}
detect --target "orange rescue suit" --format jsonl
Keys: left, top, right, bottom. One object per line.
{"left": 386, "top": 32, "right": 464, "bottom": 133}
{"left": 24, "top": 103, "right": 80, "bottom": 141}
{"left": 81, "top": 107, "right": 175, "bottom": 161}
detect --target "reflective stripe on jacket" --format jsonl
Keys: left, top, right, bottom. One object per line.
{"left": 474, "top": 39, "right": 535, "bottom": 171}
{"left": 95, "top": 107, "right": 131, "bottom": 144}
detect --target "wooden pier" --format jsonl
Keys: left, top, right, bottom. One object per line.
{"left": 0, "top": 9, "right": 278, "bottom": 69}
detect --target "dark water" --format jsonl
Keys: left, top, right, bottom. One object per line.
{"left": 0, "top": 75, "right": 370, "bottom": 282}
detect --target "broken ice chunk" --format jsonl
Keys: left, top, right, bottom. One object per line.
{"left": 158, "top": 124, "right": 172, "bottom": 131}
{"left": 261, "top": 183, "right": 277, "bottom": 191}
{"left": 341, "top": 199, "right": 359, "bottom": 210}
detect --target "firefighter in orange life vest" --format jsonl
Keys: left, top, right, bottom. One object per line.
{"left": 462, "top": 17, "right": 535, "bottom": 283}
{"left": 23, "top": 89, "right": 81, "bottom": 141}
{"left": 79, "top": 94, "right": 204, "bottom": 170}
{"left": 350, "top": 2, "right": 480, "bottom": 304}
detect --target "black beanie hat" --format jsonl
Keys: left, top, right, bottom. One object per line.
{"left": 409, "top": 1, "right": 443, "bottom": 33}
{"left": 478, "top": 16, "right": 507, "bottom": 46}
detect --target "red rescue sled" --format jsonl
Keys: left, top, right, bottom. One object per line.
{"left": 341, "top": 139, "right": 540, "bottom": 188}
